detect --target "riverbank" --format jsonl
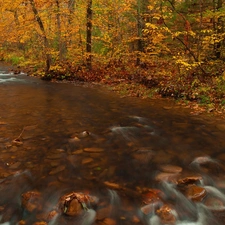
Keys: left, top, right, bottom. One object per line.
{"left": 6, "top": 58, "right": 224, "bottom": 118}
{"left": 20, "top": 60, "right": 224, "bottom": 118}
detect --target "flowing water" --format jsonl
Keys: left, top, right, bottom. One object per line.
{"left": 0, "top": 62, "right": 225, "bottom": 225}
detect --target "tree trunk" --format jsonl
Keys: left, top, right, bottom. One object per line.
{"left": 86, "top": 0, "right": 92, "bottom": 70}
{"left": 215, "top": 0, "right": 223, "bottom": 59}
{"left": 55, "top": 0, "right": 63, "bottom": 60}
{"left": 136, "top": 0, "right": 143, "bottom": 66}
{"left": 68, "top": 0, "right": 75, "bottom": 21}
{"left": 29, "top": 0, "right": 51, "bottom": 72}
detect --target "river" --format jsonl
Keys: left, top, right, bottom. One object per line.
{"left": 0, "top": 62, "right": 225, "bottom": 225}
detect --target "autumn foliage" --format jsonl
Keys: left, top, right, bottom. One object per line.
{"left": 0, "top": 0, "right": 225, "bottom": 110}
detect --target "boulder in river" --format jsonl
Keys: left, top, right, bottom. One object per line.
{"left": 156, "top": 204, "right": 177, "bottom": 225}
{"left": 57, "top": 192, "right": 98, "bottom": 216}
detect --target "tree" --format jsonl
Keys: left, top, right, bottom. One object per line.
{"left": 29, "top": 0, "right": 51, "bottom": 72}
{"left": 214, "top": 0, "right": 223, "bottom": 59}
{"left": 86, "top": 0, "right": 92, "bottom": 69}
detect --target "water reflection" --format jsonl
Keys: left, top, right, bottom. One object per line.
{"left": 0, "top": 64, "right": 225, "bottom": 224}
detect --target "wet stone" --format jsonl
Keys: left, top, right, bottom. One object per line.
{"left": 47, "top": 210, "right": 59, "bottom": 221}
{"left": 177, "top": 176, "right": 203, "bottom": 186}
{"left": 33, "top": 222, "right": 47, "bottom": 225}
{"left": 49, "top": 165, "right": 65, "bottom": 175}
{"left": 216, "top": 124, "right": 225, "bottom": 131}
{"left": 82, "top": 158, "right": 94, "bottom": 165}
{"left": 98, "top": 217, "right": 116, "bottom": 225}
{"left": 89, "top": 153, "right": 104, "bottom": 158}
{"left": 78, "top": 131, "right": 90, "bottom": 138}
{"left": 71, "top": 149, "right": 83, "bottom": 154}
{"left": 159, "top": 164, "right": 182, "bottom": 173}
{"left": 155, "top": 172, "right": 179, "bottom": 183}
{"left": 56, "top": 149, "right": 65, "bottom": 153}
{"left": 94, "top": 137, "right": 106, "bottom": 143}
{"left": 104, "top": 181, "right": 120, "bottom": 189}
{"left": 62, "top": 197, "right": 82, "bottom": 216}
{"left": 21, "top": 191, "right": 42, "bottom": 213}
{"left": 141, "top": 204, "right": 152, "bottom": 215}
{"left": 215, "top": 176, "right": 225, "bottom": 189}
{"left": 69, "top": 137, "right": 80, "bottom": 142}
{"left": 96, "top": 205, "right": 113, "bottom": 220}
{"left": 156, "top": 204, "right": 177, "bottom": 225}
{"left": 47, "top": 153, "right": 63, "bottom": 160}
{"left": 204, "top": 197, "right": 225, "bottom": 211}
{"left": 142, "top": 189, "right": 164, "bottom": 205}
{"left": 50, "top": 161, "right": 61, "bottom": 167}
{"left": 163, "top": 106, "right": 172, "bottom": 110}
{"left": 132, "top": 215, "right": 140, "bottom": 223}
{"left": 58, "top": 192, "right": 98, "bottom": 217}
{"left": 185, "top": 185, "right": 207, "bottom": 202}
{"left": 12, "top": 138, "right": 23, "bottom": 146}
{"left": 83, "top": 147, "right": 104, "bottom": 153}
{"left": 9, "top": 161, "right": 21, "bottom": 169}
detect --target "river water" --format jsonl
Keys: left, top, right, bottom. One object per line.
{"left": 0, "top": 62, "right": 225, "bottom": 225}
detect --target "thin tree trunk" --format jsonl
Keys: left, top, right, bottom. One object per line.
{"left": 196, "top": 0, "right": 203, "bottom": 60}
{"left": 55, "top": 0, "right": 63, "bottom": 60}
{"left": 68, "top": 0, "right": 75, "bottom": 23}
{"left": 86, "top": 0, "right": 92, "bottom": 70}
{"left": 136, "top": 0, "right": 143, "bottom": 66}
{"left": 29, "top": 0, "right": 51, "bottom": 72}
{"left": 67, "top": 0, "right": 75, "bottom": 48}
{"left": 215, "top": 0, "right": 223, "bottom": 59}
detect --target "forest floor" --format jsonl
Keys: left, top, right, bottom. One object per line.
{"left": 21, "top": 58, "right": 225, "bottom": 118}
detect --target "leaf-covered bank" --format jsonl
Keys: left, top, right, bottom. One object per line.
{"left": 20, "top": 56, "right": 225, "bottom": 118}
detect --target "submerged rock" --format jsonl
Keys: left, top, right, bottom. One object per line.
{"left": 142, "top": 189, "right": 164, "bottom": 205}
{"left": 21, "top": 191, "right": 42, "bottom": 213}
{"left": 141, "top": 189, "right": 164, "bottom": 215}
{"left": 83, "top": 147, "right": 104, "bottom": 153}
{"left": 159, "top": 165, "right": 182, "bottom": 173}
{"left": 190, "top": 156, "right": 221, "bottom": 173}
{"left": 12, "top": 138, "right": 23, "bottom": 146}
{"left": 97, "top": 217, "right": 116, "bottom": 225}
{"left": 49, "top": 165, "right": 65, "bottom": 175}
{"left": 185, "top": 185, "right": 207, "bottom": 202}
{"left": 47, "top": 153, "right": 64, "bottom": 160}
{"left": 78, "top": 131, "right": 90, "bottom": 138}
{"left": 82, "top": 158, "right": 94, "bottom": 165}
{"left": 155, "top": 172, "right": 179, "bottom": 183}
{"left": 33, "top": 222, "right": 47, "bottom": 225}
{"left": 204, "top": 197, "right": 225, "bottom": 211}
{"left": 104, "top": 181, "right": 120, "bottom": 189}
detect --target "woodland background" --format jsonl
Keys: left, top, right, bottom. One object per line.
{"left": 1, "top": 0, "right": 225, "bottom": 111}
